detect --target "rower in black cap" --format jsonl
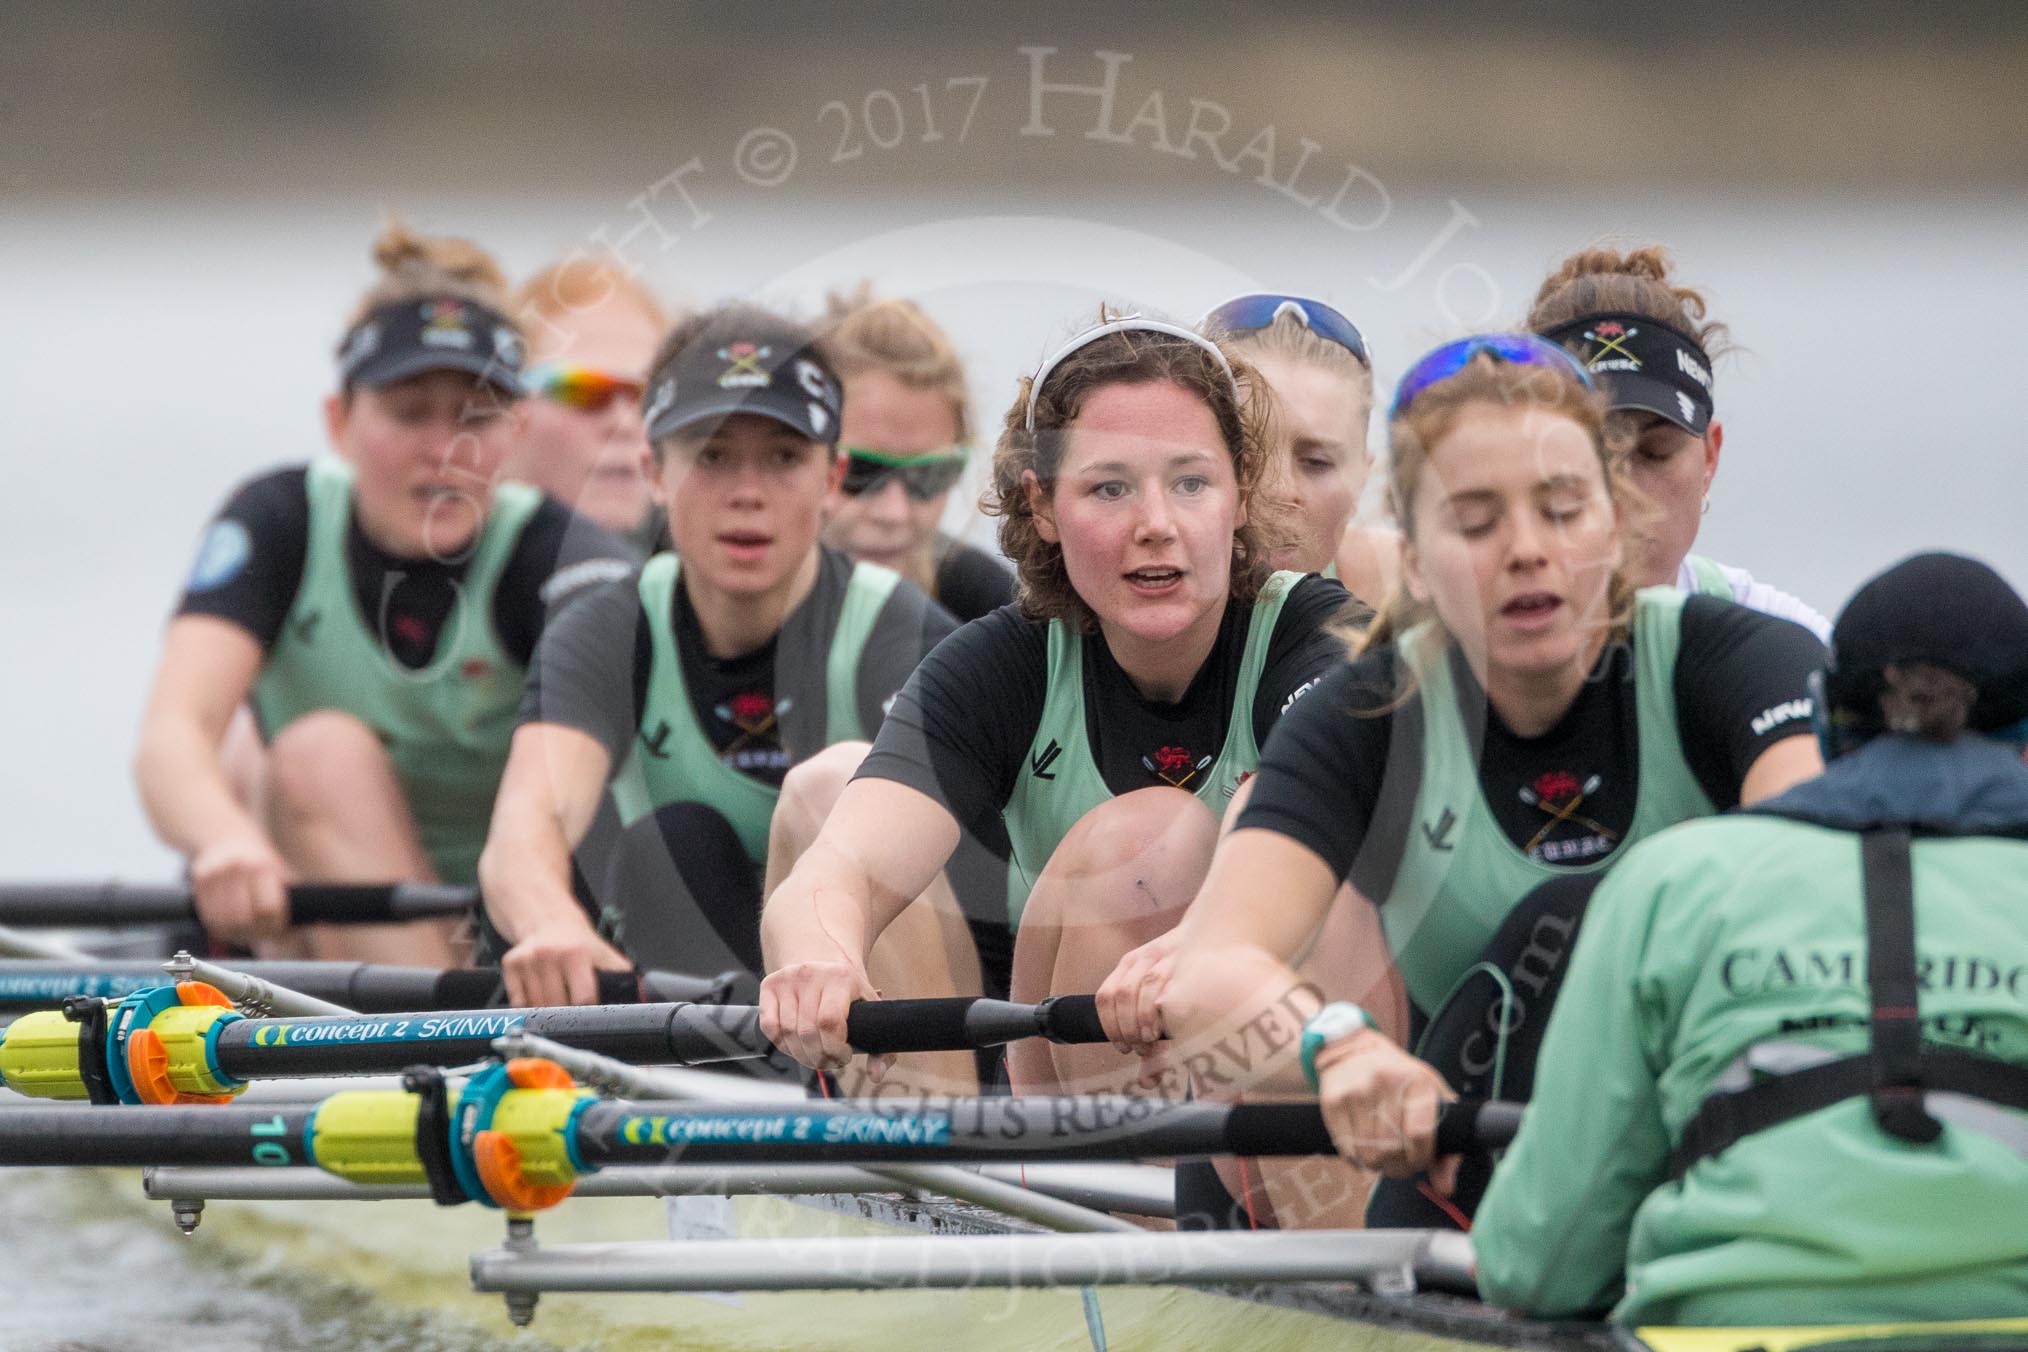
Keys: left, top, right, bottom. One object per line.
{"left": 1529, "top": 244, "right": 1832, "bottom": 641}
{"left": 1476, "top": 551, "right": 2028, "bottom": 1326}
{"left": 477, "top": 302, "right": 973, "bottom": 1098}
{"left": 135, "top": 221, "right": 638, "bottom": 966}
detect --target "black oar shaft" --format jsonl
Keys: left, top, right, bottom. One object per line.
{"left": 0, "top": 1105, "right": 319, "bottom": 1168}
{"left": 0, "top": 881, "right": 479, "bottom": 928}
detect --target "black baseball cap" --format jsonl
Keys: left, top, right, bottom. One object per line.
{"left": 1825, "top": 552, "right": 2028, "bottom": 734}
{"left": 335, "top": 296, "right": 525, "bottom": 394}
{"left": 1540, "top": 311, "right": 1714, "bottom": 436}
{"left": 642, "top": 326, "right": 843, "bottom": 447}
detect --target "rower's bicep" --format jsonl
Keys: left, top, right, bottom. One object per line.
{"left": 143, "top": 615, "right": 268, "bottom": 743}
{"left": 1738, "top": 733, "right": 1822, "bottom": 805}
{"left": 1675, "top": 597, "right": 1828, "bottom": 803}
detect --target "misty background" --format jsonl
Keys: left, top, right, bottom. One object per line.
{"left": 6, "top": 4, "right": 2027, "bottom": 878}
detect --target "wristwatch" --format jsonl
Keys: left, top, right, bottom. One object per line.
{"left": 1299, "top": 1002, "right": 1373, "bottom": 1091}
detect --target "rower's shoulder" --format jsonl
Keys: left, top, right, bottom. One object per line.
{"left": 212, "top": 461, "right": 312, "bottom": 519}
{"left": 1275, "top": 570, "right": 1368, "bottom": 626}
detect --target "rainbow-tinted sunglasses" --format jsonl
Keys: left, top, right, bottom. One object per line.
{"left": 521, "top": 361, "right": 646, "bottom": 412}
{"left": 838, "top": 446, "right": 969, "bottom": 501}
{"left": 1389, "top": 333, "right": 1594, "bottom": 420}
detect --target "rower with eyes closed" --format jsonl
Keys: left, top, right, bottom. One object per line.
{"left": 1116, "top": 333, "right": 1827, "bottom": 1230}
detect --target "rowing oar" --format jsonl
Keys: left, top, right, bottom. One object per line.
{"left": 0, "top": 1068, "right": 1524, "bottom": 1185}
{"left": 0, "top": 989, "right": 1106, "bottom": 1105}
{"left": 0, "top": 960, "right": 756, "bottom": 1014}
{"left": 0, "top": 880, "right": 479, "bottom": 928}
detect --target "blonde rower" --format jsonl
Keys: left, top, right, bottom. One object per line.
{"left": 1202, "top": 293, "right": 1397, "bottom": 597}
{"left": 1133, "top": 334, "right": 1824, "bottom": 1224}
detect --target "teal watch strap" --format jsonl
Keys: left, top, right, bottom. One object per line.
{"left": 1300, "top": 1001, "right": 1372, "bottom": 1091}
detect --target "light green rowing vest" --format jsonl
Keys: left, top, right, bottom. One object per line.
{"left": 251, "top": 455, "right": 540, "bottom": 886}
{"left": 608, "top": 552, "right": 900, "bottom": 867}
{"left": 1381, "top": 586, "right": 1716, "bottom": 1013}
{"left": 1001, "top": 571, "right": 1302, "bottom": 930}
{"left": 1684, "top": 553, "right": 1733, "bottom": 598}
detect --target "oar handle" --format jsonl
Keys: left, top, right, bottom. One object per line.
{"left": 285, "top": 883, "right": 478, "bottom": 926}
{"left": 1435, "top": 1097, "right": 1522, "bottom": 1154}
{"left": 0, "top": 882, "right": 192, "bottom": 926}
{"left": 0, "top": 881, "right": 479, "bottom": 927}
{"left": 1224, "top": 1099, "right": 1519, "bottom": 1156}
{"left": 843, "top": 994, "right": 1107, "bottom": 1054}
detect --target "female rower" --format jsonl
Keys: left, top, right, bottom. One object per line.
{"left": 501, "top": 256, "right": 666, "bottom": 551}
{"left": 1478, "top": 552, "right": 2028, "bottom": 1325}
{"left": 1146, "top": 334, "right": 1826, "bottom": 1218}
{"left": 1202, "top": 293, "right": 1397, "bottom": 598}
{"left": 820, "top": 287, "right": 1013, "bottom": 622}
{"left": 759, "top": 315, "right": 1357, "bottom": 1096}
{"left": 135, "top": 223, "right": 638, "bottom": 965}
{"left": 1528, "top": 245, "right": 1831, "bottom": 639}
{"left": 478, "top": 302, "right": 963, "bottom": 1028}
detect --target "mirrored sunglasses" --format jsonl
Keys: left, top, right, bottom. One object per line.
{"left": 1201, "top": 293, "right": 1370, "bottom": 365}
{"left": 1389, "top": 333, "right": 1594, "bottom": 420}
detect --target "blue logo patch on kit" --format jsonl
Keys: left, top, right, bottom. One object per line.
{"left": 187, "top": 519, "right": 253, "bottom": 592}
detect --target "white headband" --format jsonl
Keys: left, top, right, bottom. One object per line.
{"left": 1022, "top": 317, "right": 1238, "bottom": 433}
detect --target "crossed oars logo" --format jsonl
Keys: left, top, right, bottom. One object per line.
{"left": 1518, "top": 772, "right": 1616, "bottom": 855}
{"left": 1581, "top": 321, "right": 1640, "bottom": 369}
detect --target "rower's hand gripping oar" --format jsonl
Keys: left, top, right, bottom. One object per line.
{"left": 0, "top": 880, "right": 481, "bottom": 928}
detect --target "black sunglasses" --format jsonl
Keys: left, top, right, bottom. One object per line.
{"left": 839, "top": 447, "right": 968, "bottom": 501}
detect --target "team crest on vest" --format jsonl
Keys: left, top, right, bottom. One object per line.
{"left": 716, "top": 343, "right": 772, "bottom": 388}
{"left": 461, "top": 657, "right": 495, "bottom": 682}
{"left": 717, "top": 692, "right": 787, "bottom": 736}
{"left": 1144, "top": 744, "right": 1211, "bottom": 789}
{"left": 1519, "top": 769, "right": 1617, "bottom": 863}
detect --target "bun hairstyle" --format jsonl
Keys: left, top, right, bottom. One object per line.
{"left": 987, "top": 310, "right": 1276, "bottom": 631}
{"left": 1359, "top": 353, "right": 1635, "bottom": 658}
{"left": 345, "top": 219, "right": 514, "bottom": 329}
{"left": 822, "top": 284, "right": 972, "bottom": 445}
{"left": 1525, "top": 244, "right": 1730, "bottom": 359}
{"left": 1877, "top": 663, "right": 1978, "bottom": 741}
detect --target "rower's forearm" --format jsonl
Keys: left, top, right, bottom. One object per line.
{"left": 1163, "top": 945, "right": 1323, "bottom": 1098}
{"left": 476, "top": 814, "right": 582, "bottom": 945}
{"left": 133, "top": 718, "right": 262, "bottom": 856}
{"left": 760, "top": 843, "right": 882, "bottom": 972}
